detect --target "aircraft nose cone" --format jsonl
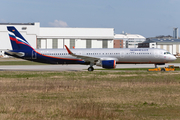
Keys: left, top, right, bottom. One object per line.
{"left": 171, "top": 56, "right": 177, "bottom": 61}
{"left": 166, "top": 55, "right": 177, "bottom": 62}
{"left": 173, "top": 56, "right": 177, "bottom": 60}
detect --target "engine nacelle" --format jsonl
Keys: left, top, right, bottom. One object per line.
{"left": 96, "top": 60, "right": 116, "bottom": 69}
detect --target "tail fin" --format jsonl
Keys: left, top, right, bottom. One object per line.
{"left": 7, "top": 26, "right": 32, "bottom": 50}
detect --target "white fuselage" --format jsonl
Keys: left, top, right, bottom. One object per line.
{"left": 36, "top": 48, "right": 176, "bottom": 64}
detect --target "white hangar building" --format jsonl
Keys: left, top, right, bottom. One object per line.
{"left": 0, "top": 22, "right": 114, "bottom": 51}
{"left": 138, "top": 38, "right": 180, "bottom": 55}
{"left": 114, "top": 32, "right": 146, "bottom": 48}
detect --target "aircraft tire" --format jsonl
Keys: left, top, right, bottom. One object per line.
{"left": 88, "top": 67, "right": 94, "bottom": 71}
{"left": 161, "top": 68, "right": 165, "bottom": 71}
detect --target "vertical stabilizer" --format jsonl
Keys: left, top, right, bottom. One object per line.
{"left": 7, "top": 26, "right": 32, "bottom": 50}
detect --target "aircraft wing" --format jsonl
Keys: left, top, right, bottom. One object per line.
{"left": 65, "top": 45, "right": 100, "bottom": 62}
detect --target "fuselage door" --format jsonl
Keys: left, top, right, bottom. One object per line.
{"left": 32, "top": 50, "right": 37, "bottom": 59}
{"left": 154, "top": 50, "right": 159, "bottom": 58}
{"left": 120, "top": 52, "right": 125, "bottom": 58}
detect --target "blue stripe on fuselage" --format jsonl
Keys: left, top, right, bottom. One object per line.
{"left": 11, "top": 50, "right": 86, "bottom": 64}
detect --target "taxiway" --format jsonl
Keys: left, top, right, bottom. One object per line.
{"left": 0, "top": 63, "right": 180, "bottom": 71}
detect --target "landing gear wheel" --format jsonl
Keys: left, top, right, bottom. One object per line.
{"left": 88, "top": 67, "right": 94, "bottom": 71}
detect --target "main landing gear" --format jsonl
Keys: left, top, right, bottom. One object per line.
{"left": 88, "top": 66, "right": 94, "bottom": 71}
{"left": 88, "top": 62, "right": 94, "bottom": 71}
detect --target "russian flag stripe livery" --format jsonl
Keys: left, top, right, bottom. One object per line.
{"left": 7, "top": 27, "right": 32, "bottom": 50}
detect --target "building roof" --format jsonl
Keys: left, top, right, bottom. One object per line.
{"left": 114, "top": 34, "right": 145, "bottom": 39}
{"left": 0, "top": 23, "right": 34, "bottom": 25}
{"left": 142, "top": 38, "right": 180, "bottom": 44}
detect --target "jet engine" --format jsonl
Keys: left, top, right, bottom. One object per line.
{"left": 96, "top": 60, "right": 116, "bottom": 69}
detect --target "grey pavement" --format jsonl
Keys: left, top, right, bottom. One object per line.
{"left": 0, "top": 63, "right": 179, "bottom": 71}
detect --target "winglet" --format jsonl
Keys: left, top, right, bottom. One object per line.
{"left": 65, "top": 45, "right": 73, "bottom": 54}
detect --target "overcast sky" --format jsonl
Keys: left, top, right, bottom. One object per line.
{"left": 0, "top": 0, "right": 180, "bottom": 37}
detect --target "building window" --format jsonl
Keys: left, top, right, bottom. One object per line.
{"left": 70, "top": 39, "right": 75, "bottom": 48}
{"left": 37, "top": 38, "right": 41, "bottom": 49}
{"left": 52, "top": 39, "right": 58, "bottom": 49}
{"left": 22, "top": 27, "right": 27, "bottom": 30}
{"left": 102, "top": 40, "right": 108, "bottom": 48}
{"left": 86, "top": 39, "right": 91, "bottom": 48}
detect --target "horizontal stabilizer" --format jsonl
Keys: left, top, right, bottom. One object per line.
{"left": 5, "top": 51, "right": 25, "bottom": 57}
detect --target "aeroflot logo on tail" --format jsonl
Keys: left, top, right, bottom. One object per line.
{"left": 130, "top": 49, "right": 148, "bottom": 51}
{"left": 8, "top": 33, "right": 30, "bottom": 46}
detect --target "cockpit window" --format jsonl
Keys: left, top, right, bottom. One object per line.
{"left": 164, "top": 52, "right": 171, "bottom": 54}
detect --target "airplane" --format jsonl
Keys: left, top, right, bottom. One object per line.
{"left": 5, "top": 26, "right": 177, "bottom": 71}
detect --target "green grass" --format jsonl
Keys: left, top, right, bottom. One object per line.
{"left": 0, "top": 71, "right": 180, "bottom": 119}
{"left": 0, "top": 60, "right": 47, "bottom": 65}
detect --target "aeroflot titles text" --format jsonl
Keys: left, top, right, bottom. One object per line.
{"left": 130, "top": 49, "right": 148, "bottom": 51}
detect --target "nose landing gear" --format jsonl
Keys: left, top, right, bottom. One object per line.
{"left": 155, "top": 64, "right": 158, "bottom": 68}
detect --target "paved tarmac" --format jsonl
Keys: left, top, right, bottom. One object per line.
{"left": 0, "top": 63, "right": 180, "bottom": 71}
